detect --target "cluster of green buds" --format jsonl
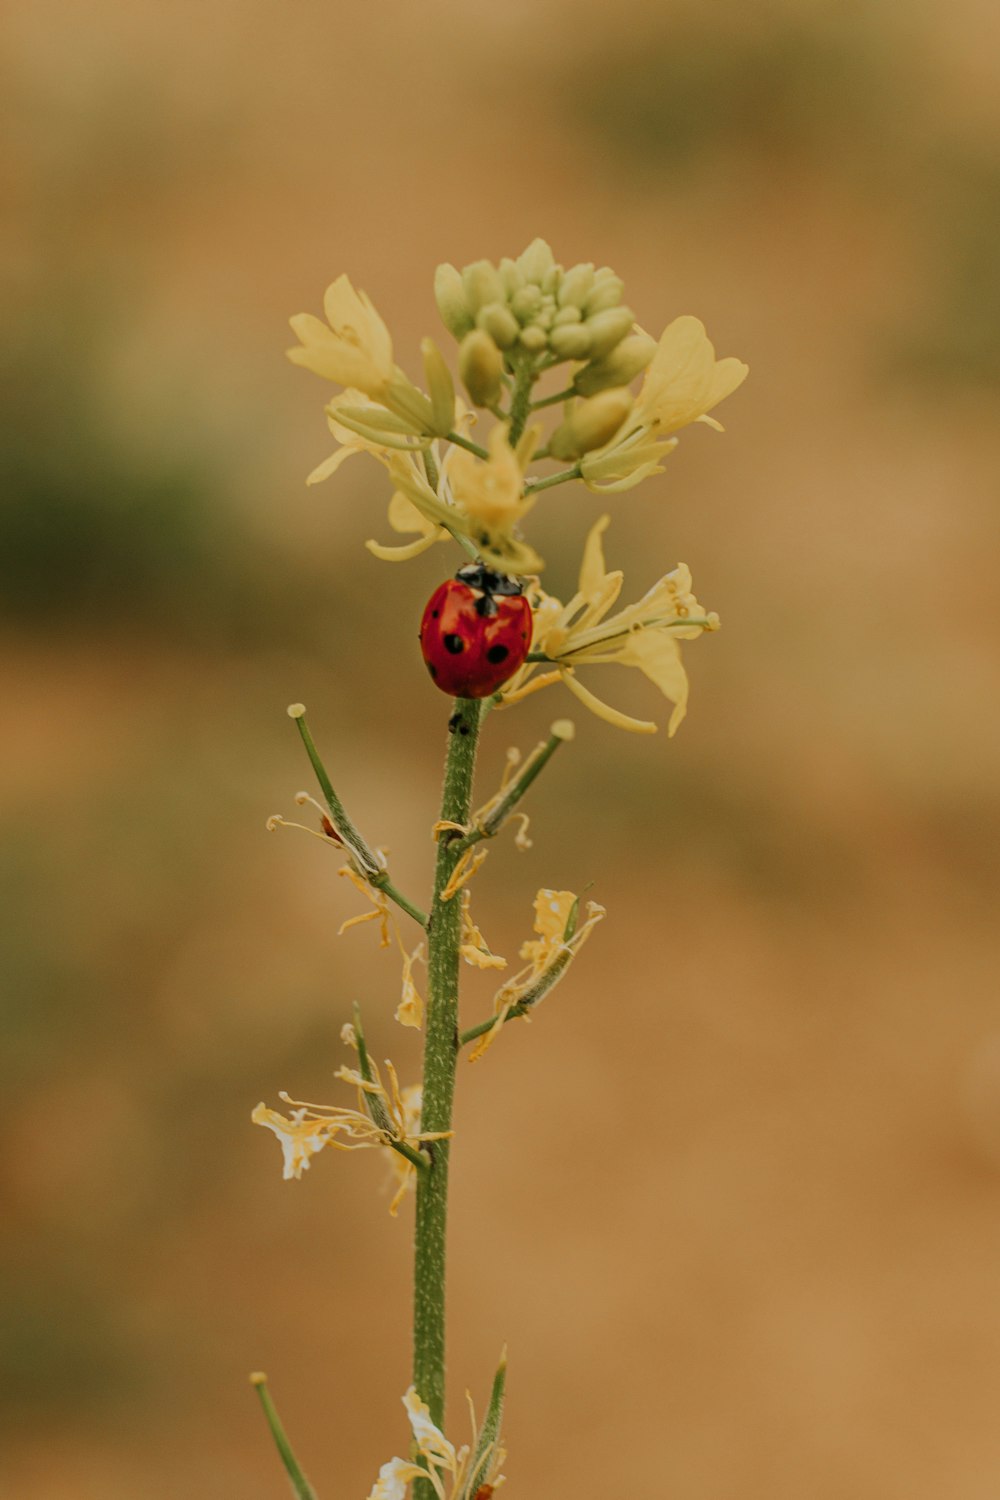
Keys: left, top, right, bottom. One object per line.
{"left": 435, "top": 237, "right": 657, "bottom": 443}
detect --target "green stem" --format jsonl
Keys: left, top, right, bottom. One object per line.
{"left": 250, "top": 1374, "right": 318, "bottom": 1500}
{"left": 413, "top": 697, "right": 483, "bottom": 1453}
{"left": 524, "top": 462, "right": 582, "bottom": 495}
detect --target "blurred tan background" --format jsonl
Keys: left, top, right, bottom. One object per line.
{"left": 4, "top": 0, "right": 1000, "bottom": 1495}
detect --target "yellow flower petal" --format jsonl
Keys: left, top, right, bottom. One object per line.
{"left": 366, "top": 533, "right": 443, "bottom": 562}
{"left": 560, "top": 670, "right": 658, "bottom": 733}
{"left": 617, "top": 630, "right": 690, "bottom": 736}
{"left": 636, "top": 315, "right": 748, "bottom": 435}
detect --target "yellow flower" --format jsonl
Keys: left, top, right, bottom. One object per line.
{"left": 501, "top": 516, "right": 718, "bottom": 735}
{"left": 288, "top": 275, "right": 395, "bottom": 399}
{"left": 445, "top": 423, "right": 544, "bottom": 573}
{"left": 580, "top": 316, "right": 747, "bottom": 493}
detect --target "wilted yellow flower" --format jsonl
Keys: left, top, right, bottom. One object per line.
{"left": 501, "top": 516, "right": 717, "bottom": 735}
{"left": 396, "top": 943, "right": 425, "bottom": 1029}
{"left": 459, "top": 890, "right": 506, "bottom": 971}
{"left": 254, "top": 1058, "right": 448, "bottom": 1215}
{"left": 469, "top": 888, "right": 605, "bottom": 1060}
{"left": 288, "top": 275, "right": 396, "bottom": 399}
{"left": 581, "top": 315, "right": 747, "bottom": 492}
{"left": 250, "top": 1103, "right": 339, "bottom": 1181}
{"left": 339, "top": 863, "right": 392, "bottom": 946}
{"left": 364, "top": 1384, "right": 505, "bottom": 1500}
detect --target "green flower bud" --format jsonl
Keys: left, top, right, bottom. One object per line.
{"left": 558, "top": 263, "right": 595, "bottom": 309}
{"left": 462, "top": 260, "right": 506, "bottom": 316}
{"left": 548, "top": 322, "right": 593, "bottom": 361}
{"left": 421, "top": 337, "right": 456, "bottom": 436}
{"left": 553, "top": 305, "right": 583, "bottom": 327}
{"left": 549, "top": 388, "right": 634, "bottom": 460}
{"left": 458, "top": 329, "right": 504, "bottom": 406}
{"left": 584, "top": 270, "right": 624, "bottom": 315}
{"left": 434, "top": 263, "right": 474, "bottom": 340}
{"left": 499, "top": 257, "right": 525, "bottom": 297}
{"left": 541, "top": 264, "right": 561, "bottom": 296}
{"left": 518, "top": 325, "right": 548, "bottom": 354}
{"left": 535, "top": 298, "right": 556, "bottom": 330}
{"left": 586, "top": 305, "right": 636, "bottom": 360}
{"left": 510, "top": 285, "right": 543, "bottom": 323}
{"left": 477, "top": 301, "right": 520, "bottom": 350}
{"left": 573, "top": 332, "right": 657, "bottom": 395}
{"left": 516, "top": 237, "right": 555, "bottom": 285}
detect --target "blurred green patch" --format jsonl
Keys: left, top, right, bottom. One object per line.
{"left": 0, "top": 298, "right": 255, "bottom": 640}
{"left": 888, "top": 148, "right": 1000, "bottom": 387}
{"left": 562, "top": 14, "right": 893, "bottom": 180}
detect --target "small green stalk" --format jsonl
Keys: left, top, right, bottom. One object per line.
{"left": 290, "top": 706, "right": 428, "bottom": 928}
{"left": 530, "top": 386, "right": 575, "bottom": 410}
{"left": 250, "top": 1374, "right": 318, "bottom": 1500}
{"left": 524, "top": 462, "right": 582, "bottom": 495}
{"left": 444, "top": 429, "right": 489, "bottom": 460}
{"left": 412, "top": 697, "right": 483, "bottom": 1472}
{"left": 353, "top": 1004, "right": 429, "bottom": 1174}
{"left": 455, "top": 721, "right": 573, "bottom": 853}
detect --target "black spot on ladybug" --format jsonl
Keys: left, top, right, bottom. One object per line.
{"left": 432, "top": 609, "right": 439, "bottom": 618}
{"left": 428, "top": 663, "right": 437, "bottom": 678}
{"left": 486, "top": 644, "right": 509, "bottom": 664}
{"left": 444, "top": 634, "right": 465, "bottom": 654}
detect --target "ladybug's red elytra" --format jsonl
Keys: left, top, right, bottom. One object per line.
{"left": 420, "top": 564, "right": 533, "bottom": 699}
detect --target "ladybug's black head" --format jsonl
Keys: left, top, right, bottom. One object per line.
{"left": 456, "top": 562, "right": 524, "bottom": 617}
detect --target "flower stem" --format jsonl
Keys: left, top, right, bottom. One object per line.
{"left": 413, "top": 697, "right": 483, "bottom": 1452}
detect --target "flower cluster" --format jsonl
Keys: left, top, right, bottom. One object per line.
{"left": 287, "top": 238, "right": 746, "bottom": 735}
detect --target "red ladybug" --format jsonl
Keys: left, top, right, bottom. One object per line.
{"left": 420, "top": 564, "right": 533, "bottom": 699}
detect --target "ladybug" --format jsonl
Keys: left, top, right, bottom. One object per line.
{"left": 420, "top": 563, "right": 533, "bottom": 699}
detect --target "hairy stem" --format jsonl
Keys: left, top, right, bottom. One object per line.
{"left": 507, "top": 363, "right": 536, "bottom": 448}
{"left": 413, "top": 697, "right": 483, "bottom": 1450}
